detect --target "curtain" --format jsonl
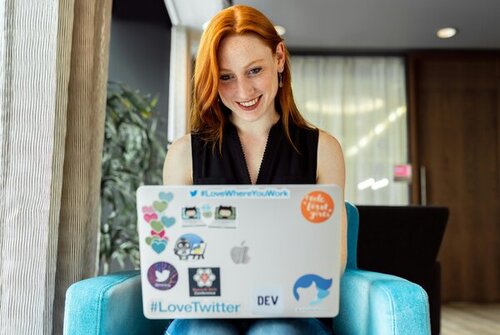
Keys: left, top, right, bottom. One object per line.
{"left": 291, "top": 56, "right": 408, "bottom": 205}
{"left": 0, "top": 0, "right": 112, "bottom": 334}
{"left": 167, "top": 26, "right": 200, "bottom": 142}
{"left": 168, "top": 26, "right": 190, "bottom": 142}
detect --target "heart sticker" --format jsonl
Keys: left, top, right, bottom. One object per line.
{"left": 150, "top": 220, "right": 165, "bottom": 232}
{"left": 161, "top": 216, "right": 176, "bottom": 228}
{"left": 144, "top": 213, "right": 158, "bottom": 223}
{"left": 152, "top": 239, "right": 167, "bottom": 254}
{"left": 153, "top": 201, "right": 168, "bottom": 212}
{"left": 159, "top": 192, "right": 173, "bottom": 202}
{"left": 142, "top": 206, "right": 154, "bottom": 214}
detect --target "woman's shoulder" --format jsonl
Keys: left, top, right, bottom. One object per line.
{"left": 169, "top": 133, "right": 192, "bottom": 154}
{"left": 318, "top": 129, "right": 342, "bottom": 152}
{"left": 316, "top": 129, "right": 345, "bottom": 184}
{"left": 163, "top": 134, "right": 192, "bottom": 184}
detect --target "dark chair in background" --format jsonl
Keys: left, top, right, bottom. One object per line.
{"left": 356, "top": 205, "right": 449, "bottom": 335}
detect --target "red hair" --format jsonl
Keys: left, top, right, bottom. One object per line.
{"left": 191, "top": 5, "right": 313, "bottom": 149}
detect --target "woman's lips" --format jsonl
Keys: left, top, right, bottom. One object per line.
{"left": 236, "top": 95, "right": 261, "bottom": 110}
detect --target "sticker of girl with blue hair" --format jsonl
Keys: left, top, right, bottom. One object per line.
{"left": 293, "top": 274, "right": 333, "bottom": 306}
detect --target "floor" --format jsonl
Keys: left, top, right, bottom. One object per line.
{"left": 441, "top": 303, "right": 500, "bottom": 335}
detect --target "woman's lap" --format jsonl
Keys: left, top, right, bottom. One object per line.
{"left": 165, "top": 318, "right": 332, "bottom": 335}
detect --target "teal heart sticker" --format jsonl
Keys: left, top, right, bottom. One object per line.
{"left": 161, "top": 216, "right": 176, "bottom": 228}
{"left": 159, "top": 192, "right": 173, "bottom": 202}
{"left": 151, "top": 239, "right": 167, "bottom": 254}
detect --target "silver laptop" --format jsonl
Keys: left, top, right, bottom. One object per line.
{"left": 137, "top": 184, "right": 342, "bottom": 319}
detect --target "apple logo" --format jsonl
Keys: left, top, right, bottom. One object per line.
{"left": 231, "top": 241, "right": 250, "bottom": 264}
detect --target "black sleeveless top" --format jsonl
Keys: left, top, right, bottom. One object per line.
{"left": 191, "top": 120, "right": 319, "bottom": 185}
{"left": 191, "top": 121, "right": 330, "bottom": 327}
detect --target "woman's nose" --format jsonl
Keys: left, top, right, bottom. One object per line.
{"left": 237, "top": 78, "right": 255, "bottom": 98}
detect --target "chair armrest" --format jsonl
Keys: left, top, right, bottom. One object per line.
{"left": 64, "top": 271, "right": 169, "bottom": 335}
{"left": 332, "top": 269, "right": 431, "bottom": 335}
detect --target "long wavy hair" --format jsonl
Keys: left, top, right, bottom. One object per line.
{"left": 191, "top": 5, "right": 313, "bottom": 149}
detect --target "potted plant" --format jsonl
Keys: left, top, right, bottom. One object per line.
{"left": 100, "top": 81, "right": 166, "bottom": 274}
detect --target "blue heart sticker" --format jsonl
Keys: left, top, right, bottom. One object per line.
{"left": 151, "top": 239, "right": 167, "bottom": 254}
{"left": 159, "top": 192, "right": 173, "bottom": 202}
{"left": 161, "top": 216, "right": 176, "bottom": 228}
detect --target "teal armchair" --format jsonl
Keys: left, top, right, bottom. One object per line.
{"left": 64, "top": 203, "right": 431, "bottom": 335}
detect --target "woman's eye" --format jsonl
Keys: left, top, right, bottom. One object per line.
{"left": 249, "top": 67, "right": 262, "bottom": 75}
{"left": 219, "top": 74, "right": 232, "bottom": 81}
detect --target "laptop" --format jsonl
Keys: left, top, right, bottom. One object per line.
{"left": 137, "top": 184, "right": 342, "bottom": 319}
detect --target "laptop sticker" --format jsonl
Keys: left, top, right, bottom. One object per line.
{"left": 180, "top": 205, "right": 204, "bottom": 227}
{"left": 158, "top": 191, "right": 174, "bottom": 202}
{"left": 148, "top": 299, "right": 241, "bottom": 315}
{"left": 144, "top": 217, "right": 174, "bottom": 254}
{"left": 252, "top": 287, "right": 284, "bottom": 315}
{"left": 230, "top": 241, "right": 250, "bottom": 264}
{"left": 143, "top": 212, "right": 158, "bottom": 223}
{"left": 153, "top": 200, "right": 167, "bottom": 212}
{"left": 209, "top": 205, "right": 237, "bottom": 228}
{"left": 147, "top": 262, "right": 178, "bottom": 290}
{"left": 145, "top": 236, "right": 168, "bottom": 254}
{"left": 293, "top": 274, "right": 332, "bottom": 308}
{"left": 182, "top": 206, "right": 200, "bottom": 220}
{"left": 200, "top": 204, "right": 214, "bottom": 224}
{"left": 161, "top": 216, "right": 176, "bottom": 228}
{"left": 301, "top": 191, "right": 334, "bottom": 224}
{"left": 174, "top": 234, "right": 207, "bottom": 260}
{"left": 142, "top": 193, "right": 176, "bottom": 254}
{"left": 189, "top": 267, "right": 221, "bottom": 297}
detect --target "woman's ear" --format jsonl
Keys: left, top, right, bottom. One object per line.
{"left": 275, "top": 42, "right": 286, "bottom": 70}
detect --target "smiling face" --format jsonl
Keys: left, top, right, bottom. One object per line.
{"left": 217, "top": 33, "right": 285, "bottom": 125}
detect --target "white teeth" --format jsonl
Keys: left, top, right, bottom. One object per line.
{"left": 239, "top": 97, "right": 259, "bottom": 107}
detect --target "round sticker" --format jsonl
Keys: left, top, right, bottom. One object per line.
{"left": 147, "top": 262, "right": 178, "bottom": 290}
{"left": 174, "top": 234, "right": 206, "bottom": 261}
{"left": 301, "top": 191, "right": 334, "bottom": 224}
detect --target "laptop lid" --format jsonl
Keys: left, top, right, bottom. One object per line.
{"left": 137, "top": 184, "right": 342, "bottom": 319}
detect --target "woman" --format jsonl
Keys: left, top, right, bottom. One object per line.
{"left": 163, "top": 5, "right": 346, "bottom": 335}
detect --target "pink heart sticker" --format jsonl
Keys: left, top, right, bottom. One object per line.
{"left": 142, "top": 206, "right": 154, "bottom": 214}
{"left": 144, "top": 213, "right": 158, "bottom": 223}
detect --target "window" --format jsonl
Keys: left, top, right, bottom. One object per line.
{"left": 291, "top": 56, "right": 409, "bottom": 205}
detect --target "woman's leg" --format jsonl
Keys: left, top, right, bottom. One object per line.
{"left": 246, "top": 318, "right": 332, "bottom": 335}
{"left": 165, "top": 319, "right": 239, "bottom": 335}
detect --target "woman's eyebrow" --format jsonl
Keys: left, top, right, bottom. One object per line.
{"left": 219, "top": 59, "right": 264, "bottom": 72}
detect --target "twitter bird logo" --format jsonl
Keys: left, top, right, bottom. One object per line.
{"left": 156, "top": 269, "right": 170, "bottom": 282}
{"left": 147, "top": 262, "right": 178, "bottom": 290}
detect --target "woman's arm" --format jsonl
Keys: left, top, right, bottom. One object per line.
{"left": 316, "top": 130, "right": 347, "bottom": 275}
{"left": 162, "top": 134, "right": 193, "bottom": 185}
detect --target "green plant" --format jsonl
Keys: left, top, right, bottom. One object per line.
{"left": 100, "top": 81, "right": 166, "bottom": 274}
